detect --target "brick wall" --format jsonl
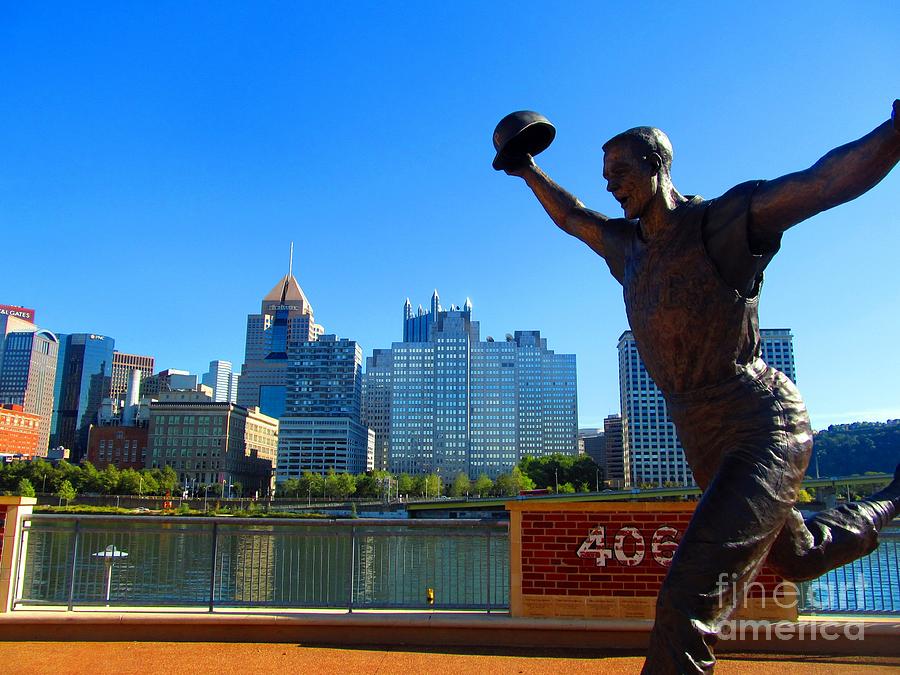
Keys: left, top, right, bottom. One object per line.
{"left": 509, "top": 501, "right": 796, "bottom": 620}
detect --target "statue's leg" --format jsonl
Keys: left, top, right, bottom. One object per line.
{"left": 646, "top": 365, "right": 812, "bottom": 674}
{"left": 768, "top": 466, "right": 900, "bottom": 582}
{"left": 642, "top": 439, "right": 802, "bottom": 674}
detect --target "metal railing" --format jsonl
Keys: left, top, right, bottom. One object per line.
{"left": 13, "top": 515, "right": 897, "bottom": 616}
{"left": 799, "top": 529, "right": 900, "bottom": 615}
{"left": 13, "top": 514, "right": 509, "bottom": 612}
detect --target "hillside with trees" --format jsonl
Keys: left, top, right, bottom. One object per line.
{"left": 813, "top": 420, "right": 900, "bottom": 477}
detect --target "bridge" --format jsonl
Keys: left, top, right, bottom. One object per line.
{"left": 404, "top": 472, "right": 894, "bottom": 513}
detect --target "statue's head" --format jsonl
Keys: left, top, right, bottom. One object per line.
{"left": 602, "top": 127, "right": 673, "bottom": 219}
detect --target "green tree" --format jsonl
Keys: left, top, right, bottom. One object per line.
{"left": 78, "top": 461, "right": 102, "bottom": 493}
{"left": 333, "top": 473, "right": 356, "bottom": 499}
{"left": 298, "top": 472, "right": 319, "bottom": 501}
{"left": 448, "top": 472, "right": 471, "bottom": 498}
{"left": 397, "top": 473, "right": 415, "bottom": 497}
{"left": 29, "top": 458, "right": 56, "bottom": 493}
{"left": 491, "top": 473, "right": 515, "bottom": 496}
{"left": 56, "top": 479, "right": 76, "bottom": 506}
{"left": 150, "top": 466, "right": 178, "bottom": 494}
{"left": 424, "top": 473, "right": 442, "bottom": 498}
{"left": 117, "top": 468, "right": 143, "bottom": 495}
{"left": 0, "top": 460, "right": 25, "bottom": 492}
{"left": 354, "top": 473, "right": 381, "bottom": 499}
{"left": 324, "top": 469, "right": 341, "bottom": 499}
{"left": 473, "top": 474, "right": 493, "bottom": 497}
{"left": 138, "top": 471, "right": 158, "bottom": 496}
{"left": 797, "top": 488, "right": 814, "bottom": 503}
{"left": 17, "top": 478, "right": 36, "bottom": 497}
{"left": 278, "top": 478, "right": 300, "bottom": 498}
{"left": 511, "top": 466, "right": 535, "bottom": 492}
{"left": 231, "top": 481, "right": 243, "bottom": 497}
{"left": 305, "top": 472, "right": 325, "bottom": 500}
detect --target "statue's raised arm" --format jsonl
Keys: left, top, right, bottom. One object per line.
{"left": 506, "top": 155, "right": 615, "bottom": 259}
{"left": 492, "top": 111, "right": 621, "bottom": 263}
{"left": 750, "top": 100, "right": 900, "bottom": 247}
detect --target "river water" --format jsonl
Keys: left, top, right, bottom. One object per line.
{"left": 19, "top": 518, "right": 509, "bottom": 610}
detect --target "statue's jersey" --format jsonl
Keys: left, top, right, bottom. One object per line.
{"left": 602, "top": 180, "right": 778, "bottom": 395}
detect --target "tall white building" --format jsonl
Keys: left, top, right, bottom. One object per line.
{"left": 364, "top": 292, "right": 578, "bottom": 480}
{"left": 618, "top": 329, "right": 797, "bottom": 487}
{"left": 202, "top": 360, "right": 238, "bottom": 403}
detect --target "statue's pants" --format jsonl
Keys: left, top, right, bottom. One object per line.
{"left": 641, "top": 359, "right": 882, "bottom": 674}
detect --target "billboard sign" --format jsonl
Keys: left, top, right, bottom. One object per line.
{"left": 0, "top": 305, "right": 36, "bottom": 323}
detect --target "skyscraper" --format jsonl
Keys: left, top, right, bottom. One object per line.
{"left": 0, "top": 329, "right": 59, "bottom": 454}
{"left": 603, "top": 413, "right": 628, "bottom": 488}
{"left": 276, "top": 335, "right": 373, "bottom": 481}
{"left": 110, "top": 351, "right": 155, "bottom": 404}
{"left": 0, "top": 312, "right": 37, "bottom": 377}
{"left": 202, "top": 360, "right": 237, "bottom": 403}
{"left": 366, "top": 293, "right": 578, "bottom": 480}
{"left": 361, "top": 349, "right": 393, "bottom": 472}
{"left": 51, "top": 333, "right": 115, "bottom": 460}
{"left": 237, "top": 252, "right": 323, "bottom": 420}
{"left": 618, "top": 329, "right": 797, "bottom": 487}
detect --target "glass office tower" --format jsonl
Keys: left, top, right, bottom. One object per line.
{"left": 51, "top": 333, "right": 115, "bottom": 460}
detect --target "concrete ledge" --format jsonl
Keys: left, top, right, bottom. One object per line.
{"left": 1, "top": 611, "right": 898, "bottom": 657}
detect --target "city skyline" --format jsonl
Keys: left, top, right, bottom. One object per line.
{"left": 3, "top": 3, "right": 898, "bottom": 432}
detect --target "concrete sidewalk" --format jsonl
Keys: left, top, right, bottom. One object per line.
{"left": 3, "top": 642, "right": 900, "bottom": 675}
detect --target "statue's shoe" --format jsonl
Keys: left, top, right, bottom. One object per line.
{"left": 864, "top": 463, "right": 900, "bottom": 530}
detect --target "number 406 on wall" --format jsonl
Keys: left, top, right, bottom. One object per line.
{"left": 576, "top": 525, "right": 679, "bottom": 567}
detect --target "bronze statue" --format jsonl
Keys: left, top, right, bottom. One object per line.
{"left": 496, "top": 102, "right": 900, "bottom": 673}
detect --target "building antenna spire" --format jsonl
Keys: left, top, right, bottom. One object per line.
{"left": 289, "top": 241, "right": 294, "bottom": 278}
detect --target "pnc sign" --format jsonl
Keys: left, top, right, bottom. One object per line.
{"left": 0, "top": 305, "right": 36, "bottom": 323}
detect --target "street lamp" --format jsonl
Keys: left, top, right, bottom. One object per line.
{"left": 596, "top": 468, "right": 600, "bottom": 493}
{"left": 92, "top": 544, "right": 128, "bottom": 606}
{"left": 555, "top": 467, "right": 559, "bottom": 494}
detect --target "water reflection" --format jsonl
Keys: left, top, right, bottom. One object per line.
{"left": 19, "top": 519, "right": 509, "bottom": 610}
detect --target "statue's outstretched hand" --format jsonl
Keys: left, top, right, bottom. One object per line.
{"left": 503, "top": 153, "right": 536, "bottom": 178}
{"left": 893, "top": 99, "right": 899, "bottom": 132}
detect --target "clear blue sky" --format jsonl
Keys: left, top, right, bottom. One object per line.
{"left": 2, "top": 2, "right": 898, "bottom": 431}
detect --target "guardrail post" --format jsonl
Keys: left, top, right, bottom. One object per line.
{"left": 348, "top": 526, "right": 356, "bottom": 613}
{"left": 67, "top": 520, "right": 81, "bottom": 611}
{"left": 486, "top": 528, "right": 492, "bottom": 614}
{"left": 208, "top": 522, "right": 219, "bottom": 613}
{"left": 0, "top": 496, "right": 36, "bottom": 612}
